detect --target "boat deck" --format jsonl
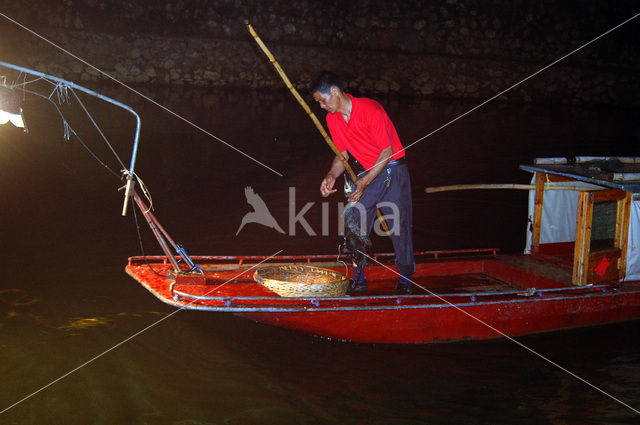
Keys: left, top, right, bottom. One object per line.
{"left": 126, "top": 250, "right": 579, "bottom": 303}
{"left": 126, "top": 251, "right": 640, "bottom": 343}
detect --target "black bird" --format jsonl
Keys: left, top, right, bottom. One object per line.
{"left": 342, "top": 203, "right": 372, "bottom": 289}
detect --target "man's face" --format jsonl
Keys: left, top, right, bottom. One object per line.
{"left": 313, "top": 89, "right": 338, "bottom": 114}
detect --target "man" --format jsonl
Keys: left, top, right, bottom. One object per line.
{"left": 309, "top": 71, "right": 415, "bottom": 295}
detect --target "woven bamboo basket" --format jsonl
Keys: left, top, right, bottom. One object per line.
{"left": 253, "top": 264, "right": 349, "bottom": 297}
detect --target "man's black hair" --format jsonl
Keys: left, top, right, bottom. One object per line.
{"left": 308, "top": 71, "right": 344, "bottom": 95}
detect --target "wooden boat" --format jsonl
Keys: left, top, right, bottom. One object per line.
{"left": 6, "top": 63, "right": 635, "bottom": 344}
{"left": 126, "top": 157, "right": 640, "bottom": 344}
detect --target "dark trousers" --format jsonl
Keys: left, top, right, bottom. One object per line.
{"left": 347, "top": 162, "right": 415, "bottom": 276}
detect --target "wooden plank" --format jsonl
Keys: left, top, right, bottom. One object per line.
{"left": 546, "top": 174, "right": 575, "bottom": 183}
{"left": 572, "top": 192, "right": 587, "bottom": 285}
{"left": 617, "top": 192, "right": 632, "bottom": 279}
{"left": 538, "top": 241, "right": 575, "bottom": 257}
{"left": 593, "top": 189, "right": 627, "bottom": 202}
{"left": 531, "top": 172, "right": 546, "bottom": 253}
{"left": 573, "top": 191, "right": 593, "bottom": 285}
{"left": 587, "top": 248, "right": 621, "bottom": 283}
{"left": 615, "top": 196, "right": 624, "bottom": 245}
{"left": 492, "top": 255, "right": 573, "bottom": 287}
{"left": 582, "top": 192, "right": 594, "bottom": 285}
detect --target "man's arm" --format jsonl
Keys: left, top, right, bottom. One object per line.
{"left": 348, "top": 146, "right": 393, "bottom": 202}
{"left": 320, "top": 152, "right": 349, "bottom": 197}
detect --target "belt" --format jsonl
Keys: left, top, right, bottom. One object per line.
{"left": 354, "top": 157, "right": 406, "bottom": 175}
{"left": 387, "top": 157, "right": 406, "bottom": 167}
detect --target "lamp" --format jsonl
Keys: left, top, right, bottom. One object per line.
{"left": 0, "top": 85, "right": 25, "bottom": 128}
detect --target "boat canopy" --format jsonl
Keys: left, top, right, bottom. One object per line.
{"left": 522, "top": 157, "right": 639, "bottom": 283}
{"left": 520, "top": 157, "right": 640, "bottom": 193}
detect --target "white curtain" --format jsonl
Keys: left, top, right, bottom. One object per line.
{"left": 524, "top": 173, "right": 600, "bottom": 253}
{"left": 626, "top": 199, "right": 640, "bottom": 281}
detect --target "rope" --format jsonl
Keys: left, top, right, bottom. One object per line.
{"left": 10, "top": 76, "right": 44, "bottom": 87}
{"left": 70, "top": 127, "right": 122, "bottom": 180}
{"left": 18, "top": 88, "right": 122, "bottom": 180}
{"left": 128, "top": 171, "right": 154, "bottom": 213}
{"left": 336, "top": 242, "right": 349, "bottom": 279}
{"left": 69, "top": 88, "right": 127, "bottom": 171}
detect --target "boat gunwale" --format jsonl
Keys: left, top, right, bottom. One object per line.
{"left": 125, "top": 263, "right": 640, "bottom": 313}
{"left": 126, "top": 264, "right": 640, "bottom": 314}
{"left": 126, "top": 246, "right": 640, "bottom": 316}
{"left": 168, "top": 282, "right": 613, "bottom": 302}
{"left": 126, "top": 248, "right": 500, "bottom": 266}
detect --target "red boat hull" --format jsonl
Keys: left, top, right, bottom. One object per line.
{"left": 240, "top": 291, "right": 640, "bottom": 343}
{"left": 126, "top": 251, "right": 640, "bottom": 344}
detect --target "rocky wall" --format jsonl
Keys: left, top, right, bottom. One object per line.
{"left": 1, "top": 0, "right": 638, "bottom": 106}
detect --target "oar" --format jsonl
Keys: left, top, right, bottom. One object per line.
{"left": 246, "top": 22, "right": 391, "bottom": 236}
{"left": 425, "top": 183, "right": 604, "bottom": 193}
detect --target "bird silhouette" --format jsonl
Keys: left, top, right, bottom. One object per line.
{"left": 236, "top": 186, "right": 286, "bottom": 235}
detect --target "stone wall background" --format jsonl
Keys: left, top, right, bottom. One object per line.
{"left": 1, "top": 0, "right": 638, "bottom": 106}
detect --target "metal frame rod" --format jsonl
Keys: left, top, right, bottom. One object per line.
{"left": 131, "top": 189, "right": 201, "bottom": 274}
{"left": 0, "top": 61, "right": 141, "bottom": 216}
{"left": 131, "top": 190, "right": 181, "bottom": 273}
{"left": 136, "top": 196, "right": 180, "bottom": 251}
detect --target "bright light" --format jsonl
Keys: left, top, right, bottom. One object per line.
{"left": 0, "top": 110, "right": 24, "bottom": 127}
{"left": 10, "top": 110, "right": 24, "bottom": 127}
{"left": 0, "top": 85, "right": 25, "bottom": 128}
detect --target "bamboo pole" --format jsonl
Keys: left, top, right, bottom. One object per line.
{"left": 246, "top": 22, "right": 356, "bottom": 181}
{"left": 425, "top": 183, "right": 605, "bottom": 193}
{"left": 246, "top": 22, "right": 391, "bottom": 235}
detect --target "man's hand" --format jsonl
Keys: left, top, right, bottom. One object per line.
{"left": 347, "top": 178, "right": 368, "bottom": 203}
{"left": 320, "top": 154, "right": 348, "bottom": 197}
{"left": 346, "top": 146, "right": 393, "bottom": 203}
{"left": 320, "top": 174, "right": 337, "bottom": 197}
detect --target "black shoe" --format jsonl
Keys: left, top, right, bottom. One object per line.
{"left": 347, "top": 279, "right": 368, "bottom": 296}
{"left": 394, "top": 281, "right": 413, "bottom": 295}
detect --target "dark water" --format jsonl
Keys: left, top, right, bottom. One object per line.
{"left": 1, "top": 86, "right": 639, "bottom": 424}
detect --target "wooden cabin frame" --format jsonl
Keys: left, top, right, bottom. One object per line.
{"left": 530, "top": 171, "right": 633, "bottom": 285}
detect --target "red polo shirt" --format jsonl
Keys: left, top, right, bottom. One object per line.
{"left": 326, "top": 94, "right": 405, "bottom": 169}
